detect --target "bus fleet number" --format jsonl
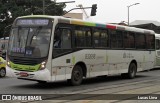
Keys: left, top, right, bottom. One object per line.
{"left": 85, "top": 54, "right": 96, "bottom": 59}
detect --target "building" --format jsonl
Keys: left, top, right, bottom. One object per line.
{"left": 63, "top": 13, "right": 83, "bottom": 19}
{"left": 130, "top": 20, "right": 160, "bottom": 34}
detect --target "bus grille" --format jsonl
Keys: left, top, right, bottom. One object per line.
{"left": 12, "top": 58, "right": 39, "bottom": 65}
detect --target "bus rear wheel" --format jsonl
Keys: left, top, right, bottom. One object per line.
{"left": 127, "top": 63, "right": 137, "bottom": 79}
{"left": 70, "top": 65, "right": 83, "bottom": 86}
{"left": 121, "top": 63, "right": 137, "bottom": 79}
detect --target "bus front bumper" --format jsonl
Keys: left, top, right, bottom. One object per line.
{"left": 6, "top": 66, "right": 51, "bottom": 82}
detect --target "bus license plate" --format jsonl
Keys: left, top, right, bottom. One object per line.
{"left": 19, "top": 72, "right": 29, "bottom": 77}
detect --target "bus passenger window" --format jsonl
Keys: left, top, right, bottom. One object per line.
{"left": 136, "top": 33, "right": 145, "bottom": 49}
{"left": 93, "top": 29, "right": 108, "bottom": 48}
{"left": 124, "top": 32, "right": 135, "bottom": 48}
{"left": 74, "top": 26, "right": 92, "bottom": 48}
{"left": 156, "top": 40, "right": 160, "bottom": 50}
{"left": 146, "top": 35, "right": 155, "bottom": 49}
{"left": 109, "top": 30, "right": 123, "bottom": 48}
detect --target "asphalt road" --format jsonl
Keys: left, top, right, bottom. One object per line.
{"left": 0, "top": 69, "right": 160, "bottom": 103}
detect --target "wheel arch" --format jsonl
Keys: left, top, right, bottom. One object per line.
{"left": 74, "top": 61, "right": 87, "bottom": 77}
{"left": 129, "top": 60, "right": 137, "bottom": 71}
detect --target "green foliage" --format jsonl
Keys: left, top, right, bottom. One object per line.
{"left": 0, "top": 0, "right": 66, "bottom": 38}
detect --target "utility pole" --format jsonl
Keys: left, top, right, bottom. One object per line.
{"left": 127, "top": 3, "right": 140, "bottom": 25}
{"left": 63, "top": 4, "right": 97, "bottom": 16}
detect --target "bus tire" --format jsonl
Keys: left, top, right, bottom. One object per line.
{"left": 70, "top": 65, "right": 83, "bottom": 86}
{"left": 0, "top": 68, "right": 6, "bottom": 77}
{"left": 127, "top": 63, "right": 137, "bottom": 79}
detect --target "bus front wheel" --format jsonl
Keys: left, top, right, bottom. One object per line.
{"left": 70, "top": 65, "right": 83, "bottom": 86}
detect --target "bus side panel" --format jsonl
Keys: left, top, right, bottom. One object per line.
{"left": 132, "top": 51, "right": 155, "bottom": 72}
{"left": 144, "top": 51, "right": 155, "bottom": 70}
{"left": 71, "top": 50, "right": 108, "bottom": 78}
{"left": 156, "top": 57, "right": 160, "bottom": 66}
{"left": 107, "top": 50, "right": 129, "bottom": 75}
{"left": 88, "top": 50, "right": 108, "bottom": 77}
{"left": 51, "top": 53, "right": 73, "bottom": 81}
{"left": 155, "top": 50, "right": 160, "bottom": 67}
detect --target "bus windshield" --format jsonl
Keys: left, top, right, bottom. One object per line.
{"left": 8, "top": 27, "right": 51, "bottom": 58}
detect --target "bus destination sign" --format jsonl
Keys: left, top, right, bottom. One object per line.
{"left": 16, "top": 19, "right": 49, "bottom": 26}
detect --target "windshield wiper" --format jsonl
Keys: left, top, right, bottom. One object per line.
{"left": 34, "top": 26, "right": 42, "bottom": 36}
{"left": 29, "top": 26, "right": 42, "bottom": 45}
{"left": 17, "top": 26, "right": 22, "bottom": 45}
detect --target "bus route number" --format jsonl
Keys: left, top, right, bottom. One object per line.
{"left": 85, "top": 54, "right": 96, "bottom": 59}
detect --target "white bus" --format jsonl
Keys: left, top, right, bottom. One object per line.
{"left": 155, "top": 34, "right": 160, "bottom": 67}
{"left": 6, "top": 15, "right": 155, "bottom": 85}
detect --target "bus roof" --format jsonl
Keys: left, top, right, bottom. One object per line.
{"left": 17, "top": 15, "right": 155, "bottom": 35}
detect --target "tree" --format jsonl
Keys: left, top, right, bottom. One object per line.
{"left": 0, "top": 0, "right": 66, "bottom": 38}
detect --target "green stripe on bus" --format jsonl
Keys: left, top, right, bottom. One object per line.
{"left": 84, "top": 22, "right": 96, "bottom": 26}
{"left": 71, "top": 20, "right": 96, "bottom": 27}
{"left": 10, "top": 62, "right": 40, "bottom": 72}
{"left": 106, "top": 55, "right": 108, "bottom": 63}
{"left": 72, "top": 56, "right": 76, "bottom": 65}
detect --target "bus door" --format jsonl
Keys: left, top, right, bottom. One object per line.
{"left": 52, "top": 27, "right": 72, "bottom": 81}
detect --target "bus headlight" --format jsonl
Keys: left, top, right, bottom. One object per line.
{"left": 39, "top": 61, "right": 47, "bottom": 70}
{"left": 6, "top": 56, "right": 11, "bottom": 67}
{"left": 7, "top": 61, "right": 11, "bottom": 67}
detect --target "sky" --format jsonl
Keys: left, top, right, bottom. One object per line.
{"left": 56, "top": 0, "right": 160, "bottom": 23}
